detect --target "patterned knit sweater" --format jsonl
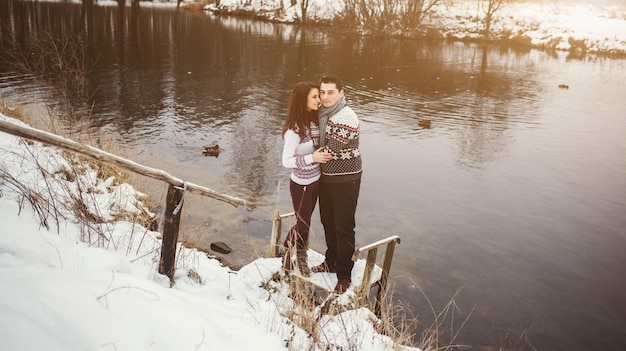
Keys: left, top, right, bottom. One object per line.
{"left": 321, "top": 106, "right": 362, "bottom": 181}
{"left": 282, "top": 123, "right": 321, "bottom": 185}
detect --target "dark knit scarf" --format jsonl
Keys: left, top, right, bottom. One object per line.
{"left": 317, "top": 95, "right": 346, "bottom": 147}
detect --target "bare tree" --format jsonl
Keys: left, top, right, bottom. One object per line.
{"left": 481, "top": 0, "right": 508, "bottom": 38}
{"left": 338, "top": 0, "right": 442, "bottom": 33}
{"left": 340, "top": 0, "right": 396, "bottom": 31}
{"left": 299, "top": 0, "right": 311, "bottom": 23}
{"left": 401, "top": 0, "right": 441, "bottom": 29}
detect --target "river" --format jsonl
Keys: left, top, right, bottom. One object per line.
{"left": 1, "top": 2, "right": 625, "bottom": 350}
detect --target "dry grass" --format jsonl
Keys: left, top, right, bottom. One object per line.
{"left": 0, "top": 97, "right": 27, "bottom": 122}
{"left": 181, "top": 1, "right": 211, "bottom": 11}
{"left": 285, "top": 276, "right": 323, "bottom": 339}
{"left": 258, "top": 268, "right": 421, "bottom": 350}
{"left": 3, "top": 106, "right": 155, "bottom": 229}
{"left": 265, "top": 272, "right": 538, "bottom": 351}
{"left": 373, "top": 283, "right": 421, "bottom": 347}
{"left": 0, "top": 26, "right": 155, "bottom": 228}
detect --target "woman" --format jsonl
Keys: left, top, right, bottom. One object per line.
{"left": 281, "top": 81, "right": 331, "bottom": 276}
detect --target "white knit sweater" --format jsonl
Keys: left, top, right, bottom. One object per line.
{"left": 282, "top": 124, "right": 321, "bottom": 185}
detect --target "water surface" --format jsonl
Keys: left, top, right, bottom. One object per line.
{"left": 1, "top": 2, "right": 625, "bottom": 350}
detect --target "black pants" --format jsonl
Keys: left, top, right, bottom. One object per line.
{"left": 319, "top": 177, "right": 361, "bottom": 280}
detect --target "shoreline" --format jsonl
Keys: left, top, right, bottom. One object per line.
{"left": 181, "top": 0, "right": 626, "bottom": 59}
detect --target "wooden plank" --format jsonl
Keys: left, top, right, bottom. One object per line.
{"left": 359, "top": 248, "right": 378, "bottom": 293}
{"left": 352, "top": 235, "right": 401, "bottom": 259}
{"left": 290, "top": 271, "right": 333, "bottom": 292}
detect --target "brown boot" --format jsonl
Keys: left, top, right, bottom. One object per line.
{"left": 296, "top": 249, "right": 311, "bottom": 277}
{"left": 296, "top": 250, "right": 311, "bottom": 277}
{"left": 334, "top": 278, "right": 351, "bottom": 294}
{"left": 311, "top": 261, "right": 335, "bottom": 273}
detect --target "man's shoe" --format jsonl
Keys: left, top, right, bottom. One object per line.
{"left": 311, "top": 262, "right": 335, "bottom": 273}
{"left": 334, "top": 278, "right": 351, "bottom": 294}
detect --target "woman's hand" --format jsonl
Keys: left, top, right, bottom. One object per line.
{"left": 312, "top": 147, "right": 332, "bottom": 164}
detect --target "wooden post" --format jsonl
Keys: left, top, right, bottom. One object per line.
{"left": 357, "top": 247, "right": 378, "bottom": 305}
{"left": 267, "top": 211, "right": 295, "bottom": 258}
{"left": 159, "top": 184, "right": 185, "bottom": 285}
{"left": 268, "top": 210, "right": 282, "bottom": 258}
{"left": 374, "top": 239, "right": 398, "bottom": 317}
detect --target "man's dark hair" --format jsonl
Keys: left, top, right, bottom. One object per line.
{"left": 319, "top": 74, "right": 343, "bottom": 92}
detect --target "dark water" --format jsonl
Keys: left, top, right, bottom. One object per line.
{"left": 1, "top": 2, "right": 626, "bottom": 350}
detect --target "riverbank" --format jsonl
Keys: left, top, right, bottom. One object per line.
{"left": 191, "top": 0, "right": 626, "bottom": 57}
{"left": 39, "top": 0, "right": 626, "bottom": 57}
{"left": 0, "top": 110, "right": 422, "bottom": 351}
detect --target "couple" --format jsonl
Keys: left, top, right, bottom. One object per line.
{"left": 281, "top": 74, "right": 362, "bottom": 294}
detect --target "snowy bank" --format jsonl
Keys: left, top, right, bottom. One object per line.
{"left": 0, "top": 113, "right": 419, "bottom": 351}
{"left": 38, "top": 0, "right": 626, "bottom": 56}
{"left": 202, "top": 0, "right": 626, "bottom": 56}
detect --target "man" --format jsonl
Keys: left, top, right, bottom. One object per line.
{"left": 311, "top": 74, "right": 362, "bottom": 294}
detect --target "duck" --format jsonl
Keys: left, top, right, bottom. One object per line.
{"left": 418, "top": 119, "right": 431, "bottom": 129}
{"left": 203, "top": 144, "right": 221, "bottom": 157}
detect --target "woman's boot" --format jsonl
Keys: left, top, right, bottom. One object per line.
{"left": 296, "top": 249, "right": 311, "bottom": 277}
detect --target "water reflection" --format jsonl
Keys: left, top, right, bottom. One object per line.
{"left": 1, "top": 3, "right": 626, "bottom": 351}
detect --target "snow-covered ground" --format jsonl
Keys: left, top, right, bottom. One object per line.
{"left": 56, "top": 0, "right": 626, "bottom": 55}
{"left": 0, "top": 113, "right": 416, "bottom": 351}
{"left": 201, "top": 0, "right": 626, "bottom": 55}
{"left": 427, "top": 1, "right": 626, "bottom": 54}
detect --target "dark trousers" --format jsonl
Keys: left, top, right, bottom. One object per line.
{"left": 319, "top": 177, "right": 361, "bottom": 280}
{"left": 284, "top": 179, "right": 319, "bottom": 250}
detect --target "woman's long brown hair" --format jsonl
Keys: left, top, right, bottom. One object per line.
{"left": 282, "top": 81, "right": 318, "bottom": 139}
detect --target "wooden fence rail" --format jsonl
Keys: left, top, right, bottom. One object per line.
{"left": 267, "top": 209, "right": 401, "bottom": 317}
{"left": 0, "top": 119, "right": 246, "bottom": 284}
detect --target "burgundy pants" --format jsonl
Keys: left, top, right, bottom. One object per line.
{"left": 284, "top": 179, "right": 320, "bottom": 250}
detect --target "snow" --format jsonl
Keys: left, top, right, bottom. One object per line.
{"left": 203, "top": 0, "right": 626, "bottom": 56}
{"left": 0, "top": 113, "right": 415, "bottom": 351}
{"left": 53, "top": 0, "right": 626, "bottom": 55}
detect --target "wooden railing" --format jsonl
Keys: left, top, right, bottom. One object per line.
{"left": 351, "top": 234, "right": 401, "bottom": 315}
{"left": 267, "top": 210, "right": 401, "bottom": 316}
{"left": 267, "top": 210, "right": 295, "bottom": 258}
{"left": 0, "top": 119, "right": 246, "bottom": 285}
